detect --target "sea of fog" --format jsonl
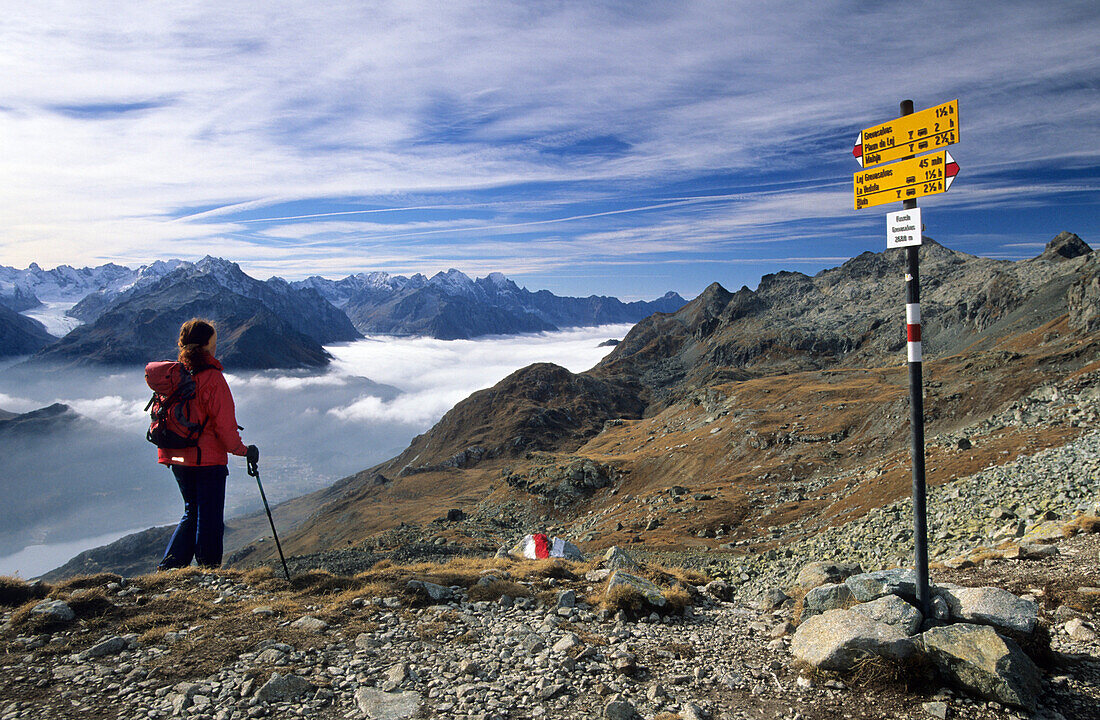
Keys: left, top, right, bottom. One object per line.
{"left": 0, "top": 324, "right": 632, "bottom": 577}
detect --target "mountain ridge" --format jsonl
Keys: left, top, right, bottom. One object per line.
{"left": 226, "top": 232, "right": 1098, "bottom": 567}
{"left": 1, "top": 259, "right": 688, "bottom": 365}
{"left": 292, "top": 268, "right": 686, "bottom": 339}
{"left": 28, "top": 258, "right": 360, "bottom": 369}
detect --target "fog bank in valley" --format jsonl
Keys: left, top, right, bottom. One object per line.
{"left": 0, "top": 325, "right": 630, "bottom": 576}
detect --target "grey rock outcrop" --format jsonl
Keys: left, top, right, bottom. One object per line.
{"left": 849, "top": 594, "right": 923, "bottom": 635}
{"left": 937, "top": 586, "right": 1038, "bottom": 635}
{"left": 794, "top": 561, "right": 863, "bottom": 590}
{"left": 790, "top": 608, "right": 917, "bottom": 672}
{"left": 605, "top": 571, "right": 667, "bottom": 609}
{"left": 406, "top": 580, "right": 453, "bottom": 603}
{"left": 604, "top": 546, "right": 639, "bottom": 570}
{"left": 31, "top": 600, "right": 74, "bottom": 623}
{"left": 354, "top": 688, "right": 422, "bottom": 719}
{"left": 78, "top": 635, "right": 128, "bottom": 660}
{"left": 845, "top": 568, "right": 918, "bottom": 603}
{"left": 255, "top": 672, "right": 315, "bottom": 703}
{"left": 801, "top": 582, "right": 854, "bottom": 619}
{"left": 920, "top": 623, "right": 1041, "bottom": 711}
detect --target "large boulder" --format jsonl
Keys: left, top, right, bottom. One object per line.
{"left": 845, "top": 568, "right": 918, "bottom": 603}
{"left": 790, "top": 608, "right": 917, "bottom": 672}
{"left": 849, "top": 594, "right": 923, "bottom": 636}
{"left": 78, "top": 635, "right": 128, "bottom": 660}
{"left": 606, "top": 571, "right": 666, "bottom": 608}
{"left": 255, "top": 673, "right": 315, "bottom": 703}
{"left": 406, "top": 580, "right": 453, "bottom": 603}
{"left": 795, "top": 561, "right": 863, "bottom": 590}
{"left": 1020, "top": 520, "right": 1067, "bottom": 544}
{"left": 604, "top": 545, "right": 639, "bottom": 570}
{"left": 31, "top": 600, "right": 75, "bottom": 623}
{"left": 921, "top": 624, "right": 1041, "bottom": 711}
{"left": 936, "top": 587, "right": 1038, "bottom": 635}
{"left": 801, "top": 583, "right": 855, "bottom": 620}
{"left": 354, "top": 688, "right": 422, "bottom": 719}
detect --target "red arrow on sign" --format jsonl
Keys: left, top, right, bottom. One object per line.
{"left": 853, "top": 132, "right": 863, "bottom": 165}
{"left": 944, "top": 151, "right": 960, "bottom": 190}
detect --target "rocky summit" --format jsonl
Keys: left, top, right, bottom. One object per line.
{"left": 3, "top": 527, "right": 1100, "bottom": 720}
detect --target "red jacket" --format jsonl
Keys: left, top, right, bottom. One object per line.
{"left": 158, "top": 355, "right": 248, "bottom": 467}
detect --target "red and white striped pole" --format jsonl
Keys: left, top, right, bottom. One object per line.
{"left": 907, "top": 302, "right": 921, "bottom": 362}
{"left": 900, "top": 99, "right": 931, "bottom": 619}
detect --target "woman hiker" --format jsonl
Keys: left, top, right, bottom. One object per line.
{"left": 156, "top": 318, "right": 259, "bottom": 571}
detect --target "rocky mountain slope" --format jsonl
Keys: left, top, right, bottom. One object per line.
{"left": 0, "top": 403, "right": 78, "bottom": 437}
{"left": 593, "top": 233, "right": 1096, "bottom": 403}
{"left": 55, "top": 233, "right": 1099, "bottom": 584}
{"left": 210, "top": 233, "right": 1096, "bottom": 564}
{"left": 0, "top": 305, "right": 54, "bottom": 356}
{"left": 294, "top": 269, "right": 686, "bottom": 339}
{"left": 29, "top": 257, "right": 360, "bottom": 369}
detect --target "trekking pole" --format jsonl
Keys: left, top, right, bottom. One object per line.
{"left": 248, "top": 457, "right": 291, "bottom": 581}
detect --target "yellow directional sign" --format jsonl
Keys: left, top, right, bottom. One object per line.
{"left": 854, "top": 150, "right": 960, "bottom": 210}
{"left": 853, "top": 99, "right": 959, "bottom": 168}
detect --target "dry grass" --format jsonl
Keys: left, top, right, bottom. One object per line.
{"left": 786, "top": 586, "right": 809, "bottom": 624}
{"left": 7, "top": 584, "right": 123, "bottom": 634}
{"left": 240, "top": 597, "right": 303, "bottom": 618}
{"left": 600, "top": 585, "right": 650, "bottom": 617}
{"left": 968, "top": 548, "right": 1004, "bottom": 564}
{"left": 1043, "top": 575, "right": 1100, "bottom": 614}
{"left": 1070, "top": 515, "right": 1100, "bottom": 534}
{"left": 0, "top": 576, "right": 48, "bottom": 607}
{"left": 117, "top": 611, "right": 176, "bottom": 636}
{"left": 644, "top": 564, "right": 710, "bottom": 586}
{"left": 845, "top": 653, "right": 934, "bottom": 692}
{"left": 574, "top": 628, "right": 609, "bottom": 647}
{"left": 242, "top": 565, "right": 278, "bottom": 585}
{"left": 288, "top": 570, "right": 355, "bottom": 594}
{"left": 468, "top": 579, "right": 533, "bottom": 602}
{"left": 661, "top": 586, "right": 692, "bottom": 614}
{"left": 46, "top": 573, "right": 122, "bottom": 594}
{"left": 792, "top": 652, "right": 935, "bottom": 694}
{"left": 7, "top": 601, "right": 48, "bottom": 633}
{"left": 415, "top": 621, "right": 447, "bottom": 640}
{"left": 138, "top": 625, "right": 172, "bottom": 645}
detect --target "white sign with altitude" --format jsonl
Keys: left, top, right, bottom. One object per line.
{"left": 886, "top": 207, "right": 922, "bottom": 248}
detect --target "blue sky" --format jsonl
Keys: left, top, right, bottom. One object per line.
{"left": 1, "top": 1, "right": 1098, "bottom": 300}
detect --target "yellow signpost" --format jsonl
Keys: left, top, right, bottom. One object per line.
{"left": 849, "top": 98, "right": 963, "bottom": 626}
{"left": 853, "top": 99, "right": 958, "bottom": 168}
{"left": 853, "top": 150, "right": 960, "bottom": 210}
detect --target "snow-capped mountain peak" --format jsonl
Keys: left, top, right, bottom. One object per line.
{"left": 479, "top": 272, "right": 520, "bottom": 295}
{"left": 428, "top": 269, "right": 476, "bottom": 296}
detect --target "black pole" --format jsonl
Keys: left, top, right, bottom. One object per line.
{"left": 250, "top": 464, "right": 291, "bottom": 581}
{"left": 900, "top": 98, "right": 931, "bottom": 618}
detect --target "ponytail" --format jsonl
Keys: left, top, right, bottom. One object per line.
{"left": 178, "top": 319, "right": 216, "bottom": 372}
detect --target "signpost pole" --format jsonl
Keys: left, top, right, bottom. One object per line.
{"left": 900, "top": 98, "right": 931, "bottom": 619}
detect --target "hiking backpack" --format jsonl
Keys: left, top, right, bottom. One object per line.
{"left": 144, "top": 361, "right": 208, "bottom": 449}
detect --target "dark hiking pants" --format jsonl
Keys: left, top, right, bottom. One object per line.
{"left": 159, "top": 465, "right": 228, "bottom": 569}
